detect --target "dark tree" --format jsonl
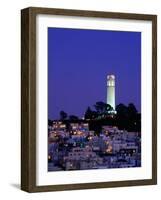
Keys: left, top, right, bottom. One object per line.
{"left": 127, "top": 103, "right": 139, "bottom": 131}
{"left": 116, "top": 103, "right": 140, "bottom": 131}
{"left": 85, "top": 106, "right": 98, "bottom": 119}
{"left": 116, "top": 103, "right": 128, "bottom": 129}
{"left": 116, "top": 103, "right": 128, "bottom": 118}
{"left": 105, "top": 103, "right": 113, "bottom": 112}
{"left": 60, "top": 110, "right": 68, "bottom": 120}
{"left": 90, "top": 111, "right": 98, "bottom": 119}
{"left": 94, "top": 101, "right": 106, "bottom": 113}
{"left": 48, "top": 119, "right": 53, "bottom": 126}
{"left": 84, "top": 106, "right": 93, "bottom": 119}
{"left": 94, "top": 102, "right": 113, "bottom": 118}
{"left": 69, "top": 115, "right": 79, "bottom": 121}
{"left": 127, "top": 103, "right": 138, "bottom": 120}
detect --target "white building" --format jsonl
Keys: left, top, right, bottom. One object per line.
{"left": 63, "top": 146, "right": 103, "bottom": 170}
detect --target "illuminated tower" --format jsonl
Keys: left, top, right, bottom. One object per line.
{"left": 107, "top": 75, "right": 115, "bottom": 111}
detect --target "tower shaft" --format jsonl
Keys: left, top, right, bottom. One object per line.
{"left": 107, "top": 75, "right": 115, "bottom": 110}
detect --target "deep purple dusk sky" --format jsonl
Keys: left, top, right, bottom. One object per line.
{"left": 48, "top": 28, "right": 141, "bottom": 120}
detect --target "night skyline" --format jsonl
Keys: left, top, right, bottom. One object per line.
{"left": 48, "top": 27, "right": 141, "bottom": 120}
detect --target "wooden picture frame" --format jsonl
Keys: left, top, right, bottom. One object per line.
{"left": 21, "top": 7, "right": 157, "bottom": 192}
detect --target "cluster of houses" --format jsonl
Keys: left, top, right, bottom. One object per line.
{"left": 48, "top": 121, "right": 141, "bottom": 171}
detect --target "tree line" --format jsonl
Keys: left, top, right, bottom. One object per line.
{"left": 49, "top": 101, "right": 141, "bottom": 132}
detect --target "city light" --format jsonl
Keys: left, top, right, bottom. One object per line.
{"left": 48, "top": 74, "right": 141, "bottom": 171}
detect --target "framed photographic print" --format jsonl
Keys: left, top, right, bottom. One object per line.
{"left": 21, "top": 7, "right": 157, "bottom": 192}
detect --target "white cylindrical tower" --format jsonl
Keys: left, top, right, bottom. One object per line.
{"left": 107, "top": 75, "right": 115, "bottom": 110}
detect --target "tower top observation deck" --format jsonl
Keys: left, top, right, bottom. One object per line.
{"left": 107, "top": 75, "right": 115, "bottom": 80}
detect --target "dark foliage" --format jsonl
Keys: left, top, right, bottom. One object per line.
{"left": 60, "top": 110, "right": 68, "bottom": 120}
{"left": 49, "top": 102, "right": 141, "bottom": 132}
